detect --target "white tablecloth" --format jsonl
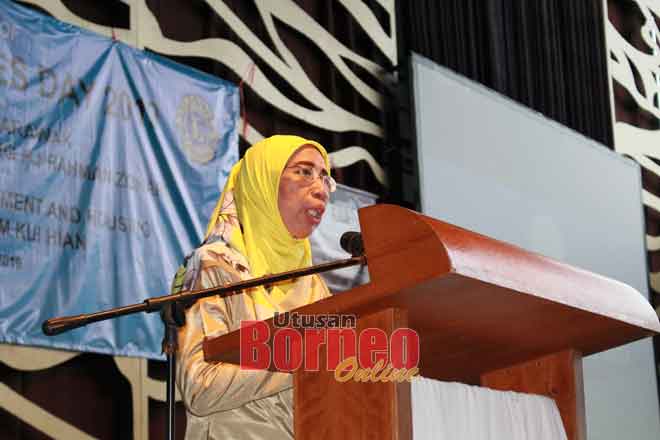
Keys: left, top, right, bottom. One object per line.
{"left": 412, "top": 377, "right": 568, "bottom": 440}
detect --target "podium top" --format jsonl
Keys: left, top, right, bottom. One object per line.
{"left": 204, "top": 204, "right": 660, "bottom": 383}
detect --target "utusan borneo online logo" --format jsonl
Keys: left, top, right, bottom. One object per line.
{"left": 239, "top": 312, "right": 420, "bottom": 382}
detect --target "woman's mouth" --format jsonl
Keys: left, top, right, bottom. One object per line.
{"left": 306, "top": 208, "right": 323, "bottom": 223}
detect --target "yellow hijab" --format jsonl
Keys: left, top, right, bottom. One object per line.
{"left": 205, "top": 135, "right": 330, "bottom": 289}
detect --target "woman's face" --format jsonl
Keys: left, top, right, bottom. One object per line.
{"left": 278, "top": 146, "right": 330, "bottom": 238}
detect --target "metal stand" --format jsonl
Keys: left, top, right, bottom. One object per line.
{"left": 161, "top": 300, "right": 185, "bottom": 440}
{"left": 167, "top": 351, "right": 176, "bottom": 440}
{"left": 41, "top": 255, "right": 366, "bottom": 439}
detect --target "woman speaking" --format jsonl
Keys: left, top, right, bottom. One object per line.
{"left": 175, "top": 135, "right": 335, "bottom": 439}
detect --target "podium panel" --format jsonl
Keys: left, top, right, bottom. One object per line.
{"left": 203, "top": 205, "right": 660, "bottom": 440}
{"left": 294, "top": 308, "right": 411, "bottom": 440}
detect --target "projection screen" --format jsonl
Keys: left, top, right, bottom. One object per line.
{"left": 410, "top": 52, "right": 660, "bottom": 440}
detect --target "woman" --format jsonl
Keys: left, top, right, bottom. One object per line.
{"left": 176, "top": 135, "right": 335, "bottom": 439}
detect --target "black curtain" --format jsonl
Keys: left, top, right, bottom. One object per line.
{"left": 398, "top": 0, "right": 613, "bottom": 148}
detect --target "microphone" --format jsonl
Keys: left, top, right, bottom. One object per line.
{"left": 340, "top": 231, "right": 364, "bottom": 257}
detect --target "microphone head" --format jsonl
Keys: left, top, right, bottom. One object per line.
{"left": 340, "top": 231, "right": 364, "bottom": 257}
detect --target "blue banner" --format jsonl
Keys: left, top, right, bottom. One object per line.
{"left": 0, "top": 1, "right": 239, "bottom": 359}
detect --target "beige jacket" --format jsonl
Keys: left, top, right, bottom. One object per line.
{"left": 176, "top": 240, "right": 331, "bottom": 439}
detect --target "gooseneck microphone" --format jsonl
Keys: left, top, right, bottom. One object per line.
{"left": 340, "top": 231, "right": 364, "bottom": 257}
{"left": 43, "top": 232, "right": 367, "bottom": 336}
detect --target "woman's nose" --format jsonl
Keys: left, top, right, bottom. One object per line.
{"left": 310, "top": 179, "right": 329, "bottom": 202}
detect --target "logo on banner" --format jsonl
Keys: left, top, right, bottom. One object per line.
{"left": 239, "top": 312, "right": 420, "bottom": 383}
{"left": 176, "top": 94, "right": 219, "bottom": 165}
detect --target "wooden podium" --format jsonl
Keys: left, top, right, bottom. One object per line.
{"left": 203, "top": 205, "right": 660, "bottom": 440}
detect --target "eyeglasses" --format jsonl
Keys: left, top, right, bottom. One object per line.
{"left": 286, "top": 164, "right": 337, "bottom": 193}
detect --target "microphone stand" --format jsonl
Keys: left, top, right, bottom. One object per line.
{"left": 42, "top": 254, "right": 366, "bottom": 440}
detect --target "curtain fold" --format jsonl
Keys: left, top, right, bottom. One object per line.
{"left": 400, "top": 0, "right": 613, "bottom": 147}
